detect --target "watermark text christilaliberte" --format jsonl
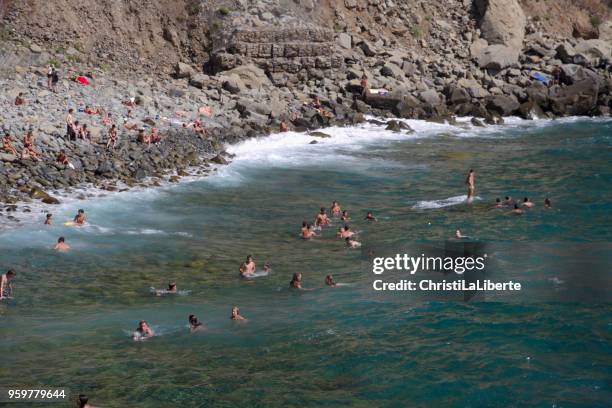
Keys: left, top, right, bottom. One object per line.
{"left": 371, "top": 254, "right": 521, "bottom": 292}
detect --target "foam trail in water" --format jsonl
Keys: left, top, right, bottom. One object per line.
{"left": 412, "top": 195, "right": 482, "bottom": 210}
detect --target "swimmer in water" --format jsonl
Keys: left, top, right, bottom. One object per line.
{"left": 263, "top": 262, "right": 270, "bottom": 273}
{"left": 0, "top": 269, "right": 16, "bottom": 299}
{"left": 301, "top": 223, "right": 316, "bottom": 239}
{"left": 465, "top": 169, "right": 475, "bottom": 202}
{"left": 73, "top": 209, "right": 86, "bottom": 225}
{"left": 239, "top": 255, "right": 256, "bottom": 277}
{"left": 289, "top": 272, "right": 303, "bottom": 289}
{"left": 340, "top": 210, "right": 349, "bottom": 222}
{"left": 330, "top": 201, "right": 342, "bottom": 217}
{"left": 493, "top": 198, "right": 503, "bottom": 208}
{"left": 544, "top": 198, "right": 552, "bottom": 208}
{"left": 325, "top": 275, "right": 336, "bottom": 287}
{"left": 133, "top": 320, "right": 154, "bottom": 340}
{"left": 301, "top": 221, "right": 308, "bottom": 235}
{"left": 44, "top": 213, "right": 53, "bottom": 225}
{"left": 54, "top": 236, "right": 70, "bottom": 251}
{"left": 511, "top": 204, "right": 523, "bottom": 215}
{"left": 364, "top": 211, "right": 377, "bottom": 222}
{"left": 455, "top": 229, "right": 466, "bottom": 239}
{"left": 504, "top": 196, "right": 514, "bottom": 206}
{"left": 167, "top": 282, "right": 177, "bottom": 293}
{"left": 315, "top": 207, "right": 330, "bottom": 227}
{"left": 346, "top": 237, "right": 361, "bottom": 248}
{"left": 231, "top": 305, "right": 246, "bottom": 321}
{"left": 188, "top": 314, "right": 205, "bottom": 333}
{"left": 77, "top": 394, "right": 94, "bottom": 408}
{"left": 339, "top": 225, "right": 355, "bottom": 238}
{"left": 522, "top": 197, "right": 534, "bottom": 208}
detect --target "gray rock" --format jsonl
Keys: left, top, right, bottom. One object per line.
{"left": 476, "top": 0, "right": 525, "bottom": 49}
{"left": 419, "top": 89, "right": 442, "bottom": 106}
{"left": 359, "top": 40, "right": 377, "bottom": 57}
{"left": 477, "top": 44, "right": 520, "bottom": 71}
{"left": 380, "top": 63, "right": 404, "bottom": 79}
{"left": 573, "top": 39, "right": 612, "bottom": 67}
{"left": 189, "top": 73, "right": 209, "bottom": 89}
{"left": 471, "top": 117, "right": 485, "bottom": 127}
{"left": 338, "top": 33, "right": 352, "bottom": 50}
{"left": 175, "top": 62, "right": 194, "bottom": 79}
{"left": 486, "top": 95, "right": 520, "bottom": 116}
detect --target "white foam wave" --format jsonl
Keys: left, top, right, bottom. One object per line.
{"left": 412, "top": 195, "right": 477, "bottom": 210}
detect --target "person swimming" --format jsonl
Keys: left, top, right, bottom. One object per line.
{"left": 325, "top": 275, "right": 336, "bottom": 287}
{"left": 263, "top": 262, "right": 270, "bottom": 273}
{"left": 73, "top": 209, "right": 86, "bottom": 225}
{"left": 455, "top": 229, "right": 466, "bottom": 239}
{"left": 133, "top": 320, "right": 154, "bottom": 340}
{"left": 315, "top": 207, "right": 330, "bottom": 227}
{"left": 511, "top": 204, "right": 523, "bottom": 215}
{"left": 44, "top": 213, "right": 53, "bottom": 225}
{"left": 345, "top": 237, "right": 361, "bottom": 248}
{"left": 239, "top": 255, "right": 256, "bottom": 277}
{"left": 289, "top": 272, "right": 303, "bottom": 289}
{"left": 54, "top": 236, "right": 70, "bottom": 251}
{"left": 330, "top": 201, "right": 342, "bottom": 217}
{"left": 465, "top": 169, "right": 475, "bottom": 202}
{"left": 188, "top": 314, "right": 205, "bottom": 333}
{"left": 301, "top": 223, "right": 316, "bottom": 239}
{"left": 364, "top": 211, "right": 377, "bottom": 222}
{"left": 544, "top": 198, "right": 552, "bottom": 208}
{"left": 339, "top": 225, "right": 354, "bottom": 238}
{"left": 77, "top": 394, "right": 94, "bottom": 408}
{"left": 155, "top": 282, "right": 177, "bottom": 296}
{"left": 0, "top": 269, "right": 16, "bottom": 300}
{"left": 522, "top": 197, "right": 534, "bottom": 208}
{"left": 340, "top": 210, "right": 349, "bottom": 222}
{"left": 493, "top": 198, "right": 503, "bottom": 208}
{"left": 231, "top": 306, "right": 246, "bottom": 321}
{"left": 504, "top": 196, "right": 514, "bottom": 206}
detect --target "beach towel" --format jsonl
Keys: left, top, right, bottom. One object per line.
{"left": 531, "top": 72, "right": 550, "bottom": 85}
{"left": 75, "top": 76, "right": 90, "bottom": 85}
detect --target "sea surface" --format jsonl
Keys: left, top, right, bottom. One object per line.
{"left": 1, "top": 117, "right": 611, "bottom": 407}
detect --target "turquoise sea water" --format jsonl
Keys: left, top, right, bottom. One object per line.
{"left": 1, "top": 117, "right": 611, "bottom": 407}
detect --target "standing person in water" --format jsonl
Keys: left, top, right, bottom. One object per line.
{"left": 133, "top": 320, "right": 154, "bottom": 340}
{"left": 44, "top": 213, "right": 53, "bottom": 225}
{"left": 340, "top": 210, "right": 349, "bottom": 222}
{"left": 544, "top": 198, "right": 552, "bottom": 208}
{"left": 74, "top": 209, "right": 87, "bottom": 225}
{"left": 0, "top": 269, "right": 16, "bottom": 299}
{"left": 339, "top": 225, "right": 355, "bottom": 238}
{"left": 466, "top": 169, "right": 475, "bottom": 202}
{"left": 325, "top": 275, "right": 336, "bottom": 287}
{"left": 289, "top": 272, "right": 303, "bottom": 289}
{"left": 330, "top": 201, "right": 342, "bottom": 217}
{"left": 239, "top": 255, "right": 256, "bottom": 277}
{"left": 231, "top": 306, "right": 246, "bottom": 321}
{"left": 188, "top": 315, "right": 205, "bottom": 333}
{"left": 315, "top": 207, "right": 330, "bottom": 227}
{"left": 54, "top": 237, "right": 70, "bottom": 251}
{"left": 301, "top": 223, "right": 316, "bottom": 239}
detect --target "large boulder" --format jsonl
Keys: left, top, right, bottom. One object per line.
{"left": 559, "top": 64, "right": 601, "bottom": 86}
{"left": 486, "top": 95, "right": 520, "bottom": 116}
{"left": 549, "top": 78, "right": 600, "bottom": 116}
{"left": 475, "top": 0, "right": 526, "bottom": 49}
{"left": 174, "top": 62, "right": 194, "bottom": 79}
{"left": 457, "top": 78, "right": 490, "bottom": 98}
{"left": 573, "top": 39, "right": 612, "bottom": 67}
{"left": 477, "top": 44, "right": 520, "bottom": 71}
{"left": 419, "top": 89, "right": 442, "bottom": 107}
{"left": 221, "top": 64, "right": 272, "bottom": 90}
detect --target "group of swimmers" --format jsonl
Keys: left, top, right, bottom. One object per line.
{"left": 492, "top": 196, "right": 552, "bottom": 214}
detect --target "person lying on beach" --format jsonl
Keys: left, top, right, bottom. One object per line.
{"left": 315, "top": 207, "right": 330, "bottom": 227}
{"left": 364, "top": 211, "right": 377, "bottom": 222}
{"left": 133, "top": 320, "right": 154, "bottom": 340}
{"left": 107, "top": 125, "right": 118, "bottom": 149}
{"left": 54, "top": 236, "right": 70, "bottom": 251}
{"left": 2, "top": 134, "right": 18, "bottom": 155}
{"left": 74, "top": 209, "right": 87, "bottom": 225}
{"left": 0, "top": 269, "right": 16, "bottom": 299}
{"left": 84, "top": 105, "right": 99, "bottom": 115}
{"left": 231, "top": 306, "right": 246, "bottom": 321}
{"left": 544, "top": 198, "right": 552, "bottom": 208}
{"left": 188, "top": 314, "right": 205, "bottom": 333}
{"left": 522, "top": 197, "right": 534, "bottom": 208}
{"left": 340, "top": 210, "right": 349, "bottom": 222}
{"left": 239, "top": 255, "right": 256, "bottom": 277}
{"left": 325, "top": 275, "right": 336, "bottom": 287}
{"left": 137, "top": 129, "right": 150, "bottom": 145}
{"left": 345, "top": 237, "right": 361, "bottom": 248}
{"left": 123, "top": 119, "right": 138, "bottom": 131}
{"left": 339, "top": 225, "right": 355, "bottom": 238}
{"left": 330, "top": 201, "right": 342, "bottom": 217}
{"left": 102, "top": 112, "right": 113, "bottom": 126}
{"left": 44, "top": 213, "right": 53, "bottom": 225}
{"left": 77, "top": 394, "right": 94, "bottom": 408}
{"left": 14, "top": 92, "right": 25, "bottom": 106}
{"left": 122, "top": 98, "right": 136, "bottom": 107}
{"left": 511, "top": 204, "right": 523, "bottom": 215}
{"left": 289, "top": 272, "right": 303, "bottom": 289}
